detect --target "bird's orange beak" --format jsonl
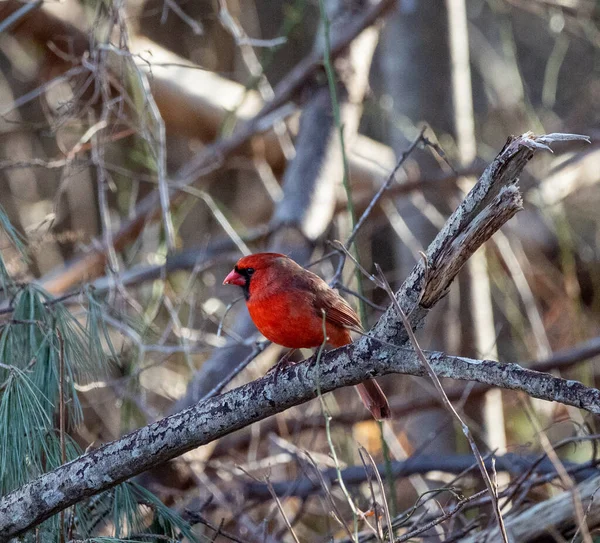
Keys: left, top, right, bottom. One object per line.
{"left": 223, "top": 269, "right": 245, "bottom": 286}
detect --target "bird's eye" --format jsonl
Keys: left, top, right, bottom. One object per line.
{"left": 246, "top": 268, "right": 255, "bottom": 275}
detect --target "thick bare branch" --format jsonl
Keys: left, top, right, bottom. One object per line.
{"left": 371, "top": 132, "right": 588, "bottom": 347}
{"left": 243, "top": 453, "right": 596, "bottom": 500}
{"left": 2, "top": 338, "right": 600, "bottom": 538}
{"left": 212, "top": 333, "right": 600, "bottom": 455}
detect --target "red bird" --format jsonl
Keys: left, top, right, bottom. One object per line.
{"left": 223, "top": 252, "right": 391, "bottom": 420}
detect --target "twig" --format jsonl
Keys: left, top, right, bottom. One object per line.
{"left": 305, "top": 452, "right": 356, "bottom": 542}
{"left": 89, "top": 112, "right": 119, "bottom": 279}
{"left": 345, "top": 127, "right": 427, "bottom": 250}
{"left": 175, "top": 186, "right": 251, "bottom": 256}
{"left": 241, "top": 452, "right": 593, "bottom": 500}
{"left": 335, "top": 283, "right": 387, "bottom": 311}
{"left": 520, "top": 397, "right": 592, "bottom": 542}
{"left": 459, "top": 474, "right": 600, "bottom": 543}
{"left": 184, "top": 513, "right": 247, "bottom": 543}
{"left": 570, "top": 486, "right": 600, "bottom": 543}
{"left": 395, "top": 490, "right": 487, "bottom": 543}
{"left": 217, "top": 0, "right": 294, "bottom": 160}
{"left": 264, "top": 477, "right": 301, "bottom": 543}
{"left": 217, "top": 296, "right": 245, "bottom": 339}
{"left": 358, "top": 449, "right": 383, "bottom": 540}
{"left": 315, "top": 309, "right": 359, "bottom": 541}
{"left": 359, "top": 447, "right": 394, "bottom": 543}
{"left": 0, "top": 0, "right": 42, "bottom": 33}
{"left": 192, "top": 470, "right": 279, "bottom": 543}
{"left": 161, "top": 0, "right": 202, "bottom": 35}
{"left": 329, "top": 127, "right": 427, "bottom": 298}
{"left": 128, "top": 44, "right": 175, "bottom": 253}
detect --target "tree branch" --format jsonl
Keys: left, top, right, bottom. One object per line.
{"left": 243, "top": 453, "right": 598, "bottom": 500}
{"left": 1, "top": 339, "right": 600, "bottom": 538}
{"left": 212, "top": 331, "right": 600, "bottom": 455}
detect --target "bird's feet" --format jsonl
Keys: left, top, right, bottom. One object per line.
{"left": 267, "top": 349, "right": 298, "bottom": 385}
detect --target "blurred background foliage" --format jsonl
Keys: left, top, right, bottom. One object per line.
{"left": 0, "top": 0, "right": 600, "bottom": 541}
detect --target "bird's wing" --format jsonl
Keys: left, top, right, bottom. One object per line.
{"left": 314, "top": 287, "right": 363, "bottom": 332}
{"left": 285, "top": 263, "right": 362, "bottom": 331}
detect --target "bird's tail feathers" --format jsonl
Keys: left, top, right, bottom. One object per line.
{"left": 355, "top": 379, "right": 391, "bottom": 421}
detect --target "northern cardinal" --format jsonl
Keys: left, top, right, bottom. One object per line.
{"left": 223, "top": 252, "right": 391, "bottom": 420}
